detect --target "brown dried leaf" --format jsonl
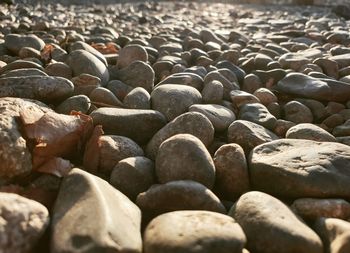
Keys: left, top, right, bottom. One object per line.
{"left": 20, "top": 109, "right": 94, "bottom": 175}
{"left": 91, "top": 42, "right": 118, "bottom": 54}
{"left": 41, "top": 44, "right": 55, "bottom": 63}
{"left": 83, "top": 125, "right": 104, "bottom": 174}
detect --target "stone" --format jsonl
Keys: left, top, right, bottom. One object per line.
{"left": 89, "top": 87, "right": 123, "bottom": 107}
{"left": 213, "top": 144, "right": 249, "bottom": 200}
{"left": 275, "top": 73, "right": 350, "bottom": 103}
{"left": 0, "top": 97, "right": 50, "bottom": 185}
{"left": 314, "top": 217, "right": 350, "bottom": 253}
{"left": 249, "top": 139, "right": 350, "bottom": 198}
{"left": 291, "top": 198, "right": 350, "bottom": 220}
{"left": 98, "top": 135, "right": 144, "bottom": 175}
{"left": 228, "top": 120, "right": 279, "bottom": 154}
{"left": 1, "top": 68, "right": 47, "bottom": 78}
{"left": 106, "top": 80, "right": 132, "bottom": 101}
{"left": 201, "top": 80, "right": 224, "bottom": 104}
{"left": 229, "top": 191, "right": 323, "bottom": 253}
{"left": 144, "top": 210, "right": 246, "bottom": 253}
{"left": 333, "top": 120, "right": 350, "bottom": 137}
{"left": 117, "top": 44, "right": 148, "bottom": 69}
{"left": 189, "top": 104, "right": 236, "bottom": 132}
{"left": 55, "top": 95, "right": 90, "bottom": 114}
{"left": 156, "top": 72, "right": 204, "bottom": 91}
{"left": 156, "top": 134, "right": 215, "bottom": 189}
{"left": 238, "top": 103, "right": 277, "bottom": 130}
{"left": 4, "top": 34, "right": 45, "bottom": 55}
{"left": 69, "top": 41, "right": 108, "bottom": 66}
{"left": 110, "top": 156, "right": 155, "bottom": 201}
{"left": 113, "top": 61, "right": 154, "bottom": 92}
{"left": 230, "top": 90, "right": 260, "bottom": 108}
{"left": 286, "top": 123, "right": 336, "bottom": 142}
{"left": 136, "top": 180, "right": 226, "bottom": 218}
{"left": 0, "top": 193, "right": 49, "bottom": 253}
{"left": 45, "top": 62, "right": 72, "bottom": 80}
{"left": 242, "top": 73, "right": 262, "bottom": 93}
{"left": 0, "top": 76, "right": 74, "bottom": 103}
{"left": 253, "top": 88, "right": 277, "bottom": 105}
{"left": 0, "top": 60, "right": 44, "bottom": 75}
{"left": 91, "top": 108, "right": 167, "bottom": 144}
{"left": 151, "top": 84, "right": 202, "bottom": 121}
{"left": 283, "top": 101, "right": 314, "bottom": 124}
{"left": 51, "top": 168, "right": 142, "bottom": 253}
{"left": 204, "top": 70, "right": 240, "bottom": 100}
{"left": 146, "top": 112, "right": 214, "bottom": 159}
{"left": 123, "top": 87, "right": 151, "bottom": 109}
{"left": 66, "top": 49, "right": 109, "bottom": 86}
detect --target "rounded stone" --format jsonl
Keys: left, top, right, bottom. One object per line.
{"left": 189, "top": 104, "right": 236, "bottom": 132}
{"left": 110, "top": 156, "right": 155, "bottom": 201}
{"left": 283, "top": 101, "right": 314, "bottom": 124}
{"left": 286, "top": 123, "right": 336, "bottom": 142}
{"left": 55, "top": 95, "right": 90, "bottom": 114}
{"left": 144, "top": 210, "right": 247, "bottom": 253}
{"left": 151, "top": 84, "right": 202, "bottom": 121}
{"left": 156, "top": 134, "right": 215, "bottom": 189}
{"left": 201, "top": 80, "right": 224, "bottom": 104}
{"left": 123, "top": 87, "right": 150, "bottom": 109}
{"left": 117, "top": 44, "right": 148, "bottom": 69}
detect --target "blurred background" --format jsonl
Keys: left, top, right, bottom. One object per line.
{"left": 8, "top": 0, "right": 350, "bottom": 6}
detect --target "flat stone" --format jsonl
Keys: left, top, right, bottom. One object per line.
{"left": 136, "top": 180, "right": 226, "bottom": 219}
{"left": 51, "top": 168, "right": 142, "bottom": 253}
{"left": 90, "top": 108, "right": 167, "bottom": 144}
{"left": 275, "top": 73, "right": 350, "bottom": 103}
{"left": 286, "top": 123, "right": 336, "bottom": 142}
{"left": 144, "top": 210, "right": 246, "bottom": 253}
{"left": 229, "top": 191, "right": 323, "bottom": 253}
{"left": 4, "top": 34, "right": 45, "bottom": 55}
{"left": 249, "top": 139, "right": 350, "bottom": 198}
{"left": 0, "top": 76, "right": 74, "bottom": 103}
{"left": 189, "top": 104, "right": 236, "bottom": 132}
{"left": 291, "top": 198, "right": 350, "bottom": 220}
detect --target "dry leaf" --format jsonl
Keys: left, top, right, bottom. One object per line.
{"left": 41, "top": 44, "right": 55, "bottom": 63}
{"left": 83, "top": 125, "right": 104, "bottom": 174}
{"left": 20, "top": 109, "right": 93, "bottom": 176}
{"left": 91, "top": 42, "right": 118, "bottom": 54}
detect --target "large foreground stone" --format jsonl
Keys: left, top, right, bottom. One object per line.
{"left": 90, "top": 108, "right": 167, "bottom": 144}
{"left": 0, "top": 193, "right": 49, "bottom": 253}
{"left": 0, "top": 97, "right": 50, "bottom": 185}
{"left": 230, "top": 191, "right": 323, "bottom": 253}
{"left": 144, "top": 210, "right": 246, "bottom": 253}
{"left": 249, "top": 139, "right": 350, "bottom": 198}
{"left": 51, "top": 168, "right": 142, "bottom": 253}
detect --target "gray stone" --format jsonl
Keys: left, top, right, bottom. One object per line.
{"left": 249, "top": 139, "right": 350, "bottom": 198}
{"left": 151, "top": 84, "right": 202, "bottom": 121}
{"left": 51, "top": 168, "right": 142, "bottom": 253}
{"left": 286, "top": 123, "right": 336, "bottom": 142}
{"left": 189, "top": 104, "right": 236, "bottom": 132}
{"left": 239, "top": 103, "right": 277, "bottom": 130}
{"left": 156, "top": 134, "right": 215, "bottom": 189}
{"left": 230, "top": 191, "right": 323, "bottom": 253}
{"left": 91, "top": 108, "right": 167, "bottom": 144}
{"left": 228, "top": 120, "right": 279, "bottom": 154}
{"left": 55, "top": 95, "right": 90, "bottom": 114}
{"left": 66, "top": 49, "right": 109, "bottom": 86}
{"left": 283, "top": 101, "right": 314, "bottom": 124}
{"left": 146, "top": 112, "right": 214, "bottom": 159}
{"left": 4, "top": 34, "right": 45, "bottom": 55}
{"left": 0, "top": 76, "right": 74, "bottom": 103}
{"left": 110, "top": 156, "right": 155, "bottom": 201}
{"left": 144, "top": 210, "right": 246, "bottom": 253}
{"left": 136, "top": 180, "right": 226, "bottom": 218}
{"left": 123, "top": 87, "right": 151, "bottom": 109}
{"left": 0, "top": 193, "right": 49, "bottom": 253}
{"left": 214, "top": 143, "right": 249, "bottom": 200}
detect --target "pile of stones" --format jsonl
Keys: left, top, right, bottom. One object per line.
{"left": 1, "top": 1, "right": 350, "bottom": 253}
